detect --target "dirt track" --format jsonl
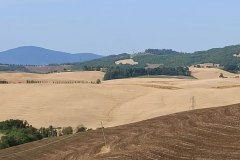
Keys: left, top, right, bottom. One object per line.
{"left": 1, "top": 103, "right": 240, "bottom": 160}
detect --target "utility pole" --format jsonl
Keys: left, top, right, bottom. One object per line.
{"left": 101, "top": 121, "right": 107, "bottom": 146}
{"left": 190, "top": 96, "right": 195, "bottom": 110}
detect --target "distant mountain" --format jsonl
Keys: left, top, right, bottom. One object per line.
{"left": 0, "top": 46, "right": 102, "bottom": 65}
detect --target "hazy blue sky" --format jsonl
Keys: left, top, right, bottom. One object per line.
{"left": 1, "top": 0, "right": 240, "bottom": 55}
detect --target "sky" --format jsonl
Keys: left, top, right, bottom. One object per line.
{"left": 1, "top": 0, "right": 240, "bottom": 55}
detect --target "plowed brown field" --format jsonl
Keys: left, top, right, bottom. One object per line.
{"left": 1, "top": 103, "right": 240, "bottom": 160}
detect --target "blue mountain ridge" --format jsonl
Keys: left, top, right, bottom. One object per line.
{"left": 0, "top": 46, "right": 102, "bottom": 65}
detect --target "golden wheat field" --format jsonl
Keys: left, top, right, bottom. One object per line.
{"left": 0, "top": 68, "right": 239, "bottom": 129}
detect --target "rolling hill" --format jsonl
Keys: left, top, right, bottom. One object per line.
{"left": 71, "top": 53, "right": 131, "bottom": 69}
{"left": 72, "top": 45, "right": 240, "bottom": 72}
{"left": 134, "top": 45, "right": 240, "bottom": 69}
{"left": 0, "top": 46, "right": 102, "bottom": 65}
{"left": 1, "top": 103, "right": 240, "bottom": 160}
{"left": 0, "top": 69, "right": 239, "bottom": 130}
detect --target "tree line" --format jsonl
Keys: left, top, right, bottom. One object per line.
{"left": 0, "top": 79, "right": 102, "bottom": 85}
{"left": 104, "top": 66, "right": 191, "bottom": 80}
{"left": 0, "top": 64, "right": 29, "bottom": 72}
{"left": 26, "top": 79, "right": 101, "bottom": 84}
{"left": 145, "top": 49, "right": 183, "bottom": 55}
{"left": 0, "top": 80, "right": 8, "bottom": 84}
{"left": 0, "top": 119, "right": 87, "bottom": 149}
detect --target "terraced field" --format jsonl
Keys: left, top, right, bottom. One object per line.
{"left": 1, "top": 103, "right": 240, "bottom": 160}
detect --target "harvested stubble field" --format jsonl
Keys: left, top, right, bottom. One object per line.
{"left": 0, "top": 71, "right": 104, "bottom": 83}
{"left": 0, "top": 68, "right": 240, "bottom": 129}
{"left": 115, "top": 59, "right": 138, "bottom": 65}
{"left": 1, "top": 103, "right": 240, "bottom": 159}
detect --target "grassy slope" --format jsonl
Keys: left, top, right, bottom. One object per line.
{"left": 71, "top": 45, "right": 240, "bottom": 69}
{"left": 71, "top": 53, "right": 131, "bottom": 69}
{"left": 133, "top": 45, "right": 240, "bottom": 67}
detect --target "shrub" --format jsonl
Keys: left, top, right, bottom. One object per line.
{"left": 62, "top": 127, "right": 73, "bottom": 135}
{"left": 75, "top": 125, "right": 87, "bottom": 133}
{"left": 96, "top": 79, "right": 101, "bottom": 84}
{"left": 219, "top": 73, "right": 224, "bottom": 78}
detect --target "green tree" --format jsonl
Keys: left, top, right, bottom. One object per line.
{"left": 62, "top": 127, "right": 73, "bottom": 135}
{"left": 96, "top": 79, "right": 101, "bottom": 84}
{"left": 75, "top": 125, "right": 87, "bottom": 133}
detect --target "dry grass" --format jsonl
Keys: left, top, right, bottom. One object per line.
{"left": 97, "top": 145, "right": 111, "bottom": 155}
{"left": 140, "top": 84, "right": 181, "bottom": 90}
{"left": 0, "top": 71, "right": 104, "bottom": 83}
{"left": 0, "top": 69, "right": 240, "bottom": 130}
{"left": 189, "top": 67, "right": 237, "bottom": 79}
{"left": 212, "top": 84, "right": 240, "bottom": 89}
{"left": 115, "top": 59, "right": 138, "bottom": 65}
